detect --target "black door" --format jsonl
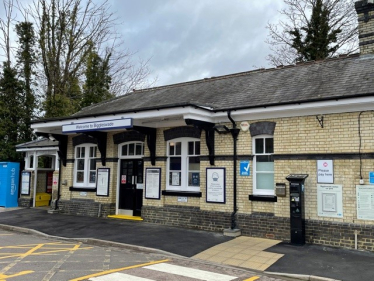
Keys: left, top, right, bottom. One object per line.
{"left": 119, "top": 159, "right": 144, "bottom": 216}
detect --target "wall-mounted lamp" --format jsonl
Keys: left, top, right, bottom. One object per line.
{"left": 213, "top": 125, "right": 230, "bottom": 134}
{"left": 316, "top": 115, "right": 324, "bottom": 128}
{"left": 48, "top": 134, "right": 57, "bottom": 141}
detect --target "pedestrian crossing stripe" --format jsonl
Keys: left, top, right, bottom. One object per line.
{"left": 89, "top": 262, "right": 237, "bottom": 281}
{"left": 144, "top": 263, "right": 237, "bottom": 281}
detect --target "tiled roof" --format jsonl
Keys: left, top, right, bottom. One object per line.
{"left": 15, "top": 138, "right": 58, "bottom": 149}
{"left": 70, "top": 54, "right": 374, "bottom": 118}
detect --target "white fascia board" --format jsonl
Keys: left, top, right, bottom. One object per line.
{"left": 212, "top": 96, "right": 374, "bottom": 123}
{"left": 16, "top": 147, "right": 59, "bottom": 152}
{"left": 31, "top": 107, "right": 214, "bottom": 133}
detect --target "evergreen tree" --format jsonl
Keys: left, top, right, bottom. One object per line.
{"left": 0, "top": 63, "right": 24, "bottom": 161}
{"left": 266, "top": 0, "right": 357, "bottom": 66}
{"left": 81, "top": 49, "right": 113, "bottom": 108}
{"left": 288, "top": 0, "right": 341, "bottom": 62}
{"left": 15, "top": 21, "right": 37, "bottom": 142}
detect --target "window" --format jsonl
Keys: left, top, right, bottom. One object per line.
{"left": 120, "top": 142, "right": 144, "bottom": 157}
{"left": 74, "top": 144, "right": 97, "bottom": 187}
{"left": 253, "top": 136, "right": 274, "bottom": 195}
{"left": 167, "top": 138, "right": 200, "bottom": 191}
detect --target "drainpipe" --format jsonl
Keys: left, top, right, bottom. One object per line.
{"left": 228, "top": 111, "right": 240, "bottom": 229}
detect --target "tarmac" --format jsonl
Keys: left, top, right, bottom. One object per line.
{"left": 0, "top": 207, "right": 373, "bottom": 281}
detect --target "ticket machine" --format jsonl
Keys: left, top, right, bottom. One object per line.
{"left": 286, "top": 174, "right": 308, "bottom": 245}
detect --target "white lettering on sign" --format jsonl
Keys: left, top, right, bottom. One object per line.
{"left": 62, "top": 118, "right": 132, "bottom": 133}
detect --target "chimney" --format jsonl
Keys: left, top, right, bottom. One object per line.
{"left": 355, "top": 1, "right": 374, "bottom": 55}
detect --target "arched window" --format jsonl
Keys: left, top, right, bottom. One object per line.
{"left": 118, "top": 142, "right": 144, "bottom": 158}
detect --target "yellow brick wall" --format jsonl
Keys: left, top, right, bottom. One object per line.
{"left": 358, "top": 10, "right": 374, "bottom": 55}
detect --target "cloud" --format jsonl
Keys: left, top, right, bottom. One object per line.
{"left": 110, "top": 0, "right": 286, "bottom": 86}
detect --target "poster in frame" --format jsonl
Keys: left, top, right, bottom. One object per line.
{"left": 21, "top": 171, "right": 31, "bottom": 195}
{"left": 96, "top": 168, "right": 110, "bottom": 196}
{"left": 145, "top": 168, "right": 161, "bottom": 199}
{"left": 206, "top": 168, "right": 226, "bottom": 204}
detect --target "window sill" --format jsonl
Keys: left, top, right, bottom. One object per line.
{"left": 69, "top": 186, "right": 97, "bottom": 192}
{"left": 162, "top": 190, "right": 202, "bottom": 197}
{"left": 248, "top": 195, "right": 277, "bottom": 202}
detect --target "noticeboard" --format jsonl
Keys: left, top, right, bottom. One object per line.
{"left": 21, "top": 171, "right": 31, "bottom": 195}
{"left": 356, "top": 185, "right": 374, "bottom": 220}
{"left": 317, "top": 184, "right": 343, "bottom": 218}
{"left": 145, "top": 168, "right": 161, "bottom": 199}
{"left": 206, "top": 168, "right": 226, "bottom": 204}
{"left": 96, "top": 168, "right": 110, "bottom": 196}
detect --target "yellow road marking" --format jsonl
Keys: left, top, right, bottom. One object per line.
{"left": 0, "top": 243, "right": 92, "bottom": 260}
{"left": 0, "top": 270, "right": 34, "bottom": 279}
{"left": 244, "top": 277, "right": 260, "bottom": 281}
{"left": 70, "top": 259, "right": 170, "bottom": 281}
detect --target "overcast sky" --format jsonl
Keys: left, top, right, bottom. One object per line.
{"left": 0, "top": 0, "right": 287, "bottom": 87}
{"left": 108, "top": 0, "right": 287, "bottom": 86}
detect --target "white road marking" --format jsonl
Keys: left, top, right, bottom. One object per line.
{"left": 144, "top": 263, "right": 237, "bottom": 281}
{"left": 89, "top": 272, "right": 151, "bottom": 281}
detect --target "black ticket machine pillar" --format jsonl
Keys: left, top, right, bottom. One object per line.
{"left": 286, "top": 174, "right": 308, "bottom": 245}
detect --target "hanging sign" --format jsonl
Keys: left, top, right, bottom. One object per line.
{"left": 317, "top": 160, "right": 334, "bottom": 183}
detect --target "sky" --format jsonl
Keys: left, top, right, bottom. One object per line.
{"left": 107, "top": 0, "right": 287, "bottom": 86}
{"left": 0, "top": 0, "right": 287, "bottom": 87}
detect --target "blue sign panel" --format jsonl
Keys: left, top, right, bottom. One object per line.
{"left": 240, "top": 161, "right": 250, "bottom": 176}
{"left": 370, "top": 172, "right": 374, "bottom": 184}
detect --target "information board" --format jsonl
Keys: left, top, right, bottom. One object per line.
{"left": 96, "top": 168, "right": 110, "bottom": 196}
{"left": 145, "top": 168, "right": 161, "bottom": 199}
{"left": 206, "top": 168, "right": 226, "bottom": 203}
{"left": 317, "top": 184, "right": 343, "bottom": 218}
{"left": 21, "top": 171, "right": 31, "bottom": 195}
{"left": 356, "top": 185, "right": 374, "bottom": 220}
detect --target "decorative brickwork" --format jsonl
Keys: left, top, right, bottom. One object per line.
{"left": 72, "top": 134, "right": 97, "bottom": 146}
{"left": 249, "top": 121, "right": 276, "bottom": 136}
{"left": 113, "top": 131, "right": 145, "bottom": 144}
{"left": 163, "top": 126, "right": 201, "bottom": 141}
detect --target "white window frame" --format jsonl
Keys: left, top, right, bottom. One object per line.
{"left": 166, "top": 137, "right": 200, "bottom": 192}
{"left": 118, "top": 142, "right": 144, "bottom": 159}
{"left": 73, "top": 144, "right": 98, "bottom": 188}
{"left": 252, "top": 135, "right": 274, "bottom": 196}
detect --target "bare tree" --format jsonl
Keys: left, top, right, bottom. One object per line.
{"left": 25, "top": 0, "right": 153, "bottom": 117}
{"left": 0, "top": 0, "right": 15, "bottom": 67}
{"left": 266, "top": 0, "right": 358, "bottom": 66}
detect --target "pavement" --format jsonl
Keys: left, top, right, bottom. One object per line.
{"left": 0, "top": 207, "right": 373, "bottom": 281}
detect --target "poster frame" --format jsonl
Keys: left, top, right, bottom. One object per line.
{"left": 96, "top": 168, "right": 110, "bottom": 197}
{"left": 206, "top": 167, "right": 226, "bottom": 204}
{"left": 145, "top": 168, "right": 161, "bottom": 200}
{"left": 21, "top": 171, "right": 31, "bottom": 195}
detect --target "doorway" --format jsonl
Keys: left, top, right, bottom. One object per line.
{"left": 118, "top": 159, "right": 144, "bottom": 216}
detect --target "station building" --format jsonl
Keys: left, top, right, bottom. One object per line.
{"left": 17, "top": 1, "right": 374, "bottom": 251}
